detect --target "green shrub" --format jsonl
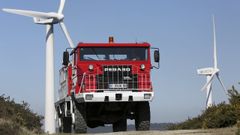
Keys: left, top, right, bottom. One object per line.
{"left": 236, "top": 121, "right": 240, "bottom": 135}
{"left": 0, "top": 94, "right": 43, "bottom": 133}
{"left": 168, "top": 116, "right": 203, "bottom": 130}
{"left": 202, "top": 103, "right": 237, "bottom": 128}
{"left": 169, "top": 84, "right": 240, "bottom": 130}
{"left": 0, "top": 119, "right": 21, "bottom": 135}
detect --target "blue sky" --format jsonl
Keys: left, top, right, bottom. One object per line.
{"left": 0, "top": 0, "right": 240, "bottom": 123}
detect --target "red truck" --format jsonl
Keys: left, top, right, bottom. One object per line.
{"left": 55, "top": 37, "right": 160, "bottom": 133}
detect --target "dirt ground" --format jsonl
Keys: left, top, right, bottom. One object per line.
{"left": 82, "top": 128, "right": 237, "bottom": 135}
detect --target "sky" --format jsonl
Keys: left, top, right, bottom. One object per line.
{"left": 0, "top": 0, "right": 240, "bottom": 123}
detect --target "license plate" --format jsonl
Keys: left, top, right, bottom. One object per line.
{"left": 109, "top": 84, "right": 128, "bottom": 89}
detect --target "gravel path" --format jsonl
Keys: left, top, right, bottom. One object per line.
{"left": 83, "top": 128, "right": 237, "bottom": 135}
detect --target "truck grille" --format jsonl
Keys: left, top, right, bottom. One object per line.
{"left": 96, "top": 65, "right": 138, "bottom": 90}
{"left": 82, "top": 65, "right": 151, "bottom": 93}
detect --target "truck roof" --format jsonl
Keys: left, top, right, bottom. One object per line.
{"left": 77, "top": 42, "right": 151, "bottom": 48}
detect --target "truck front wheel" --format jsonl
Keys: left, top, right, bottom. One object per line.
{"left": 135, "top": 102, "right": 150, "bottom": 131}
{"left": 74, "top": 103, "right": 87, "bottom": 133}
{"left": 113, "top": 118, "right": 127, "bottom": 132}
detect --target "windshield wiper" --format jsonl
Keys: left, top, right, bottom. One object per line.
{"left": 91, "top": 48, "right": 100, "bottom": 60}
{"left": 85, "top": 56, "right": 95, "bottom": 60}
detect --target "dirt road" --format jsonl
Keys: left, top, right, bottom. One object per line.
{"left": 84, "top": 128, "right": 237, "bottom": 135}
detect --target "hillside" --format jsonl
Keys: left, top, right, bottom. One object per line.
{"left": 168, "top": 85, "right": 240, "bottom": 134}
{"left": 0, "top": 94, "right": 43, "bottom": 135}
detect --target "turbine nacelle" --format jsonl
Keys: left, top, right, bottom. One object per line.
{"left": 32, "top": 12, "right": 64, "bottom": 22}
{"left": 33, "top": 14, "right": 64, "bottom": 24}
{"left": 197, "top": 67, "right": 219, "bottom": 76}
{"left": 39, "top": 12, "right": 64, "bottom": 21}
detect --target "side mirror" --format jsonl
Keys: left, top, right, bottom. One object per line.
{"left": 63, "top": 51, "right": 69, "bottom": 66}
{"left": 154, "top": 50, "right": 160, "bottom": 63}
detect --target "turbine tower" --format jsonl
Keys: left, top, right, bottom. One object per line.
{"left": 3, "top": 0, "right": 74, "bottom": 133}
{"left": 197, "top": 15, "right": 227, "bottom": 108}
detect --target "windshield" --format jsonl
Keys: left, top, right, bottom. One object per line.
{"left": 80, "top": 47, "right": 148, "bottom": 61}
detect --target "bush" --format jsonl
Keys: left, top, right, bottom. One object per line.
{"left": 169, "top": 84, "right": 240, "bottom": 130}
{"left": 168, "top": 116, "right": 203, "bottom": 130}
{"left": 202, "top": 103, "right": 237, "bottom": 128}
{"left": 236, "top": 121, "right": 240, "bottom": 135}
{"left": 0, "top": 119, "right": 21, "bottom": 135}
{"left": 0, "top": 94, "right": 43, "bottom": 133}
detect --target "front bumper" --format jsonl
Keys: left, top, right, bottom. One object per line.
{"left": 75, "top": 91, "right": 154, "bottom": 102}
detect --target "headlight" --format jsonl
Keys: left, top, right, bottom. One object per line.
{"left": 140, "top": 64, "right": 145, "bottom": 70}
{"left": 144, "top": 93, "right": 152, "bottom": 99}
{"left": 85, "top": 94, "right": 93, "bottom": 100}
{"left": 88, "top": 64, "right": 94, "bottom": 71}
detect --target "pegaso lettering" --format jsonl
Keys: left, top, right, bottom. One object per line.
{"left": 104, "top": 67, "right": 131, "bottom": 72}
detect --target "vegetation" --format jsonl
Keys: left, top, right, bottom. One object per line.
{"left": 0, "top": 94, "right": 43, "bottom": 135}
{"left": 169, "top": 84, "right": 240, "bottom": 131}
{"left": 236, "top": 121, "right": 240, "bottom": 135}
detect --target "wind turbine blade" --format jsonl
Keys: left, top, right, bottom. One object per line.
{"left": 216, "top": 74, "right": 228, "bottom": 95}
{"left": 201, "top": 73, "right": 216, "bottom": 91}
{"left": 2, "top": 8, "right": 59, "bottom": 19}
{"left": 212, "top": 15, "right": 218, "bottom": 69}
{"left": 59, "top": 22, "right": 75, "bottom": 48}
{"left": 58, "top": 0, "right": 66, "bottom": 14}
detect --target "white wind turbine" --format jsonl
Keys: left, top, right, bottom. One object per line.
{"left": 197, "top": 15, "right": 227, "bottom": 108}
{"left": 3, "top": 0, "right": 74, "bottom": 133}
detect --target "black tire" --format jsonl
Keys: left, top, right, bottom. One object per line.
{"left": 135, "top": 102, "right": 150, "bottom": 131}
{"left": 62, "top": 117, "right": 72, "bottom": 133}
{"left": 113, "top": 119, "right": 127, "bottom": 132}
{"left": 74, "top": 103, "right": 87, "bottom": 133}
{"left": 58, "top": 118, "right": 63, "bottom": 133}
{"left": 56, "top": 113, "right": 63, "bottom": 133}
